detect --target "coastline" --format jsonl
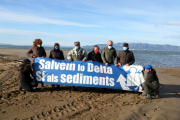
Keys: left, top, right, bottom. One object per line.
{"left": 0, "top": 49, "right": 69, "bottom": 60}
{"left": 0, "top": 48, "right": 180, "bottom": 119}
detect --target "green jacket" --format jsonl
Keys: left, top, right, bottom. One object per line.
{"left": 146, "top": 69, "right": 159, "bottom": 84}
{"left": 101, "top": 46, "right": 118, "bottom": 64}
{"left": 67, "top": 47, "right": 87, "bottom": 61}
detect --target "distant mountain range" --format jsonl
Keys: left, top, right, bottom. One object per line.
{"left": 1, "top": 43, "right": 180, "bottom": 51}
{"left": 83, "top": 43, "right": 180, "bottom": 51}
{"left": 0, "top": 43, "right": 12, "bottom": 45}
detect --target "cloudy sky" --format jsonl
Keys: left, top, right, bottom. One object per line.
{"left": 0, "top": 0, "right": 180, "bottom": 46}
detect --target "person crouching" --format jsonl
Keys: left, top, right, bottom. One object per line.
{"left": 142, "top": 65, "right": 160, "bottom": 99}
{"left": 19, "top": 59, "right": 38, "bottom": 92}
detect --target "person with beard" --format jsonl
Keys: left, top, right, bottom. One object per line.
{"left": 49, "top": 43, "right": 64, "bottom": 89}
{"left": 19, "top": 59, "right": 38, "bottom": 92}
{"left": 87, "top": 45, "right": 102, "bottom": 63}
{"left": 26, "top": 39, "right": 46, "bottom": 89}
{"left": 117, "top": 43, "right": 135, "bottom": 66}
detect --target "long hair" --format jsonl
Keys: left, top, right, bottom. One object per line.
{"left": 22, "top": 65, "right": 29, "bottom": 72}
{"left": 21, "top": 59, "right": 31, "bottom": 72}
{"left": 33, "top": 39, "right": 42, "bottom": 47}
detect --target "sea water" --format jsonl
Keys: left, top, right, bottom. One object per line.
{"left": 1, "top": 45, "right": 180, "bottom": 67}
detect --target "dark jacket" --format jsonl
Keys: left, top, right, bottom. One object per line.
{"left": 146, "top": 69, "right": 159, "bottom": 84}
{"left": 20, "top": 59, "right": 33, "bottom": 83}
{"left": 87, "top": 51, "right": 103, "bottom": 63}
{"left": 49, "top": 49, "right": 64, "bottom": 60}
{"left": 26, "top": 46, "right": 46, "bottom": 64}
{"left": 101, "top": 46, "right": 118, "bottom": 64}
{"left": 117, "top": 50, "right": 135, "bottom": 65}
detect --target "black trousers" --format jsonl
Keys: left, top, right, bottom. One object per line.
{"left": 31, "top": 64, "right": 44, "bottom": 87}
{"left": 21, "top": 81, "right": 38, "bottom": 92}
{"left": 142, "top": 81, "right": 159, "bottom": 95}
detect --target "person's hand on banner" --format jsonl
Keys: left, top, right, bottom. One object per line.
{"left": 82, "top": 59, "right": 86, "bottom": 62}
{"left": 118, "top": 63, "right": 121, "bottom": 66}
{"left": 126, "top": 63, "right": 129, "bottom": 66}
{"left": 115, "top": 63, "right": 118, "bottom": 66}
{"left": 32, "top": 54, "right": 36, "bottom": 58}
{"left": 105, "top": 63, "right": 108, "bottom": 66}
{"left": 69, "top": 59, "right": 72, "bottom": 62}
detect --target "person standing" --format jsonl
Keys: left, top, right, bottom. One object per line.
{"left": 101, "top": 40, "right": 118, "bottom": 66}
{"left": 26, "top": 38, "right": 46, "bottom": 89}
{"left": 49, "top": 43, "right": 64, "bottom": 89}
{"left": 117, "top": 43, "right": 135, "bottom": 66}
{"left": 67, "top": 41, "right": 87, "bottom": 62}
{"left": 49, "top": 43, "right": 64, "bottom": 60}
{"left": 87, "top": 45, "right": 102, "bottom": 63}
{"left": 67, "top": 41, "right": 87, "bottom": 91}
{"left": 26, "top": 39, "right": 46, "bottom": 64}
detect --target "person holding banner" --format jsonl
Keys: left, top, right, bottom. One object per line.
{"left": 26, "top": 39, "right": 46, "bottom": 89}
{"left": 87, "top": 45, "right": 102, "bottom": 63}
{"left": 67, "top": 41, "right": 87, "bottom": 91}
{"left": 117, "top": 43, "right": 135, "bottom": 66}
{"left": 49, "top": 43, "right": 64, "bottom": 89}
{"left": 49, "top": 43, "right": 64, "bottom": 60}
{"left": 101, "top": 40, "right": 118, "bottom": 66}
{"left": 142, "top": 65, "right": 160, "bottom": 99}
{"left": 67, "top": 41, "right": 87, "bottom": 62}
{"left": 19, "top": 59, "right": 38, "bottom": 92}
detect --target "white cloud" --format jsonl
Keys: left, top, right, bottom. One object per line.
{"left": 1, "top": 28, "right": 180, "bottom": 46}
{"left": 0, "top": 28, "right": 112, "bottom": 45}
{"left": 164, "top": 35, "right": 180, "bottom": 39}
{"left": 162, "top": 21, "right": 180, "bottom": 26}
{"left": 0, "top": 28, "right": 147, "bottom": 45}
{"left": 0, "top": 11, "right": 104, "bottom": 27}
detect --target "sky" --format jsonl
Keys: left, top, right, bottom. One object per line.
{"left": 0, "top": 0, "right": 180, "bottom": 46}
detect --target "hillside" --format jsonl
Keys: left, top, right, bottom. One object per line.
{"left": 83, "top": 43, "right": 180, "bottom": 51}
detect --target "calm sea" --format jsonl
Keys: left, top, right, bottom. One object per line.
{"left": 1, "top": 45, "right": 180, "bottom": 68}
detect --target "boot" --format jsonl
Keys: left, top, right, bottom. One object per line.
{"left": 142, "top": 92, "right": 147, "bottom": 96}
{"left": 51, "top": 85, "right": 55, "bottom": 89}
{"left": 143, "top": 94, "right": 152, "bottom": 99}
{"left": 41, "top": 83, "right": 45, "bottom": 89}
{"left": 155, "top": 94, "right": 160, "bottom": 98}
{"left": 71, "top": 86, "right": 75, "bottom": 91}
{"left": 19, "top": 85, "right": 22, "bottom": 90}
{"left": 153, "top": 90, "right": 160, "bottom": 98}
{"left": 155, "top": 91, "right": 160, "bottom": 98}
{"left": 78, "top": 87, "right": 84, "bottom": 91}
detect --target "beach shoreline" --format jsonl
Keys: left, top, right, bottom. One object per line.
{"left": 0, "top": 48, "right": 180, "bottom": 119}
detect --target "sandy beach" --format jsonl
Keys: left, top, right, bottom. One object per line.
{"left": 0, "top": 49, "right": 180, "bottom": 120}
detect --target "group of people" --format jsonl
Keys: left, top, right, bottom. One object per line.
{"left": 20, "top": 39, "right": 160, "bottom": 99}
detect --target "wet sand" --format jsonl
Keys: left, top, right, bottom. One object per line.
{"left": 0, "top": 49, "right": 180, "bottom": 120}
